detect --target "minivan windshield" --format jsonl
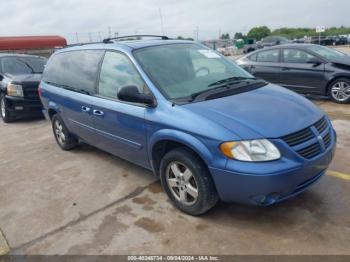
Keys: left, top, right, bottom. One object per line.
{"left": 307, "top": 45, "right": 346, "bottom": 60}
{"left": 133, "top": 44, "right": 255, "bottom": 100}
{"left": 1, "top": 56, "right": 47, "bottom": 74}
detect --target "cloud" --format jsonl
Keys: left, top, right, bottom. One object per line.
{"left": 0, "top": 0, "right": 348, "bottom": 43}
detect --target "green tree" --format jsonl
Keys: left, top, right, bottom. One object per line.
{"left": 234, "top": 32, "right": 244, "bottom": 39}
{"left": 220, "top": 33, "right": 230, "bottom": 40}
{"left": 247, "top": 26, "right": 271, "bottom": 40}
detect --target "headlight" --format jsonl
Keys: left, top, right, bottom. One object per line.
{"left": 7, "top": 83, "right": 23, "bottom": 97}
{"left": 220, "top": 139, "right": 281, "bottom": 162}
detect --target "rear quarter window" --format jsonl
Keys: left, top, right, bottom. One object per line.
{"left": 43, "top": 50, "right": 104, "bottom": 94}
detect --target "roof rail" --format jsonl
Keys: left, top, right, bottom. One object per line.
{"left": 63, "top": 41, "right": 102, "bottom": 48}
{"left": 102, "top": 35, "right": 170, "bottom": 43}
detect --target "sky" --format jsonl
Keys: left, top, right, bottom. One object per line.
{"left": 0, "top": 0, "right": 348, "bottom": 43}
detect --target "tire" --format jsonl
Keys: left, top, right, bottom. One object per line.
{"left": 52, "top": 114, "right": 78, "bottom": 150}
{"left": 0, "top": 94, "right": 15, "bottom": 123}
{"left": 328, "top": 78, "right": 350, "bottom": 104}
{"left": 160, "top": 147, "right": 218, "bottom": 216}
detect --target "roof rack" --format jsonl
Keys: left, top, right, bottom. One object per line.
{"left": 102, "top": 35, "right": 170, "bottom": 43}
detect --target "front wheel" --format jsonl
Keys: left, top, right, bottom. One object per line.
{"left": 0, "top": 94, "right": 14, "bottom": 123}
{"left": 160, "top": 147, "right": 218, "bottom": 216}
{"left": 329, "top": 78, "right": 350, "bottom": 104}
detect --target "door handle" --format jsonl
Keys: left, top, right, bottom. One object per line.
{"left": 93, "top": 109, "right": 104, "bottom": 117}
{"left": 81, "top": 106, "right": 91, "bottom": 113}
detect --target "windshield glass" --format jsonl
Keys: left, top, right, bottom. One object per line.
{"left": 133, "top": 44, "right": 253, "bottom": 100}
{"left": 1, "top": 56, "right": 47, "bottom": 74}
{"left": 307, "top": 45, "right": 346, "bottom": 59}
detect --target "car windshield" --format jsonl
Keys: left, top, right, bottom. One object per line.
{"left": 133, "top": 43, "right": 254, "bottom": 100}
{"left": 1, "top": 56, "right": 47, "bottom": 74}
{"left": 307, "top": 45, "right": 346, "bottom": 59}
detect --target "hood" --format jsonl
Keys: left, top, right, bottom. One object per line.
{"left": 328, "top": 55, "right": 350, "bottom": 65}
{"left": 183, "top": 84, "right": 324, "bottom": 139}
{"left": 5, "top": 73, "right": 42, "bottom": 84}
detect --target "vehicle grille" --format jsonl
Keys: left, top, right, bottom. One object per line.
{"left": 314, "top": 117, "right": 328, "bottom": 134}
{"left": 23, "top": 83, "right": 40, "bottom": 100}
{"left": 297, "top": 142, "right": 321, "bottom": 159}
{"left": 282, "top": 128, "right": 314, "bottom": 147}
{"left": 282, "top": 117, "right": 332, "bottom": 159}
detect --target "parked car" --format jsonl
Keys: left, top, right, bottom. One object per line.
{"left": 261, "top": 36, "right": 289, "bottom": 48}
{"left": 237, "top": 44, "right": 350, "bottom": 103}
{"left": 40, "top": 36, "right": 336, "bottom": 215}
{"left": 243, "top": 38, "right": 260, "bottom": 54}
{"left": 0, "top": 54, "right": 47, "bottom": 122}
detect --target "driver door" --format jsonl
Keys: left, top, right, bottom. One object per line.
{"left": 279, "top": 48, "right": 326, "bottom": 94}
{"left": 90, "top": 51, "right": 150, "bottom": 168}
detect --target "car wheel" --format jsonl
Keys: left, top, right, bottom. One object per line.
{"left": 329, "top": 78, "right": 350, "bottom": 104}
{"left": 0, "top": 94, "right": 14, "bottom": 123}
{"left": 160, "top": 147, "right": 218, "bottom": 216}
{"left": 52, "top": 114, "right": 78, "bottom": 150}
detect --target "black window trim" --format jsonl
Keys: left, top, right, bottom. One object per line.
{"left": 94, "top": 49, "right": 157, "bottom": 108}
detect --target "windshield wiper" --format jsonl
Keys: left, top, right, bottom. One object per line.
{"left": 208, "top": 76, "right": 256, "bottom": 87}
{"left": 190, "top": 84, "right": 236, "bottom": 102}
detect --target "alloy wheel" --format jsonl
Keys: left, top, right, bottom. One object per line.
{"left": 331, "top": 81, "right": 350, "bottom": 102}
{"left": 166, "top": 161, "right": 199, "bottom": 206}
{"left": 54, "top": 120, "right": 66, "bottom": 145}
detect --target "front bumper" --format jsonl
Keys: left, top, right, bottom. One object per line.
{"left": 5, "top": 95, "right": 43, "bottom": 119}
{"left": 209, "top": 129, "right": 336, "bottom": 205}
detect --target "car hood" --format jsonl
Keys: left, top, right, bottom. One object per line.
{"left": 5, "top": 73, "right": 42, "bottom": 83}
{"left": 183, "top": 84, "right": 324, "bottom": 139}
{"left": 328, "top": 55, "right": 350, "bottom": 65}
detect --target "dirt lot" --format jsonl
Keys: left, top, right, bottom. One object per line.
{"left": 0, "top": 98, "right": 349, "bottom": 256}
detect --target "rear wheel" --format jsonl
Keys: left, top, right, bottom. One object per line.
{"left": 52, "top": 114, "right": 78, "bottom": 150}
{"left": 160, "top": 147, "right": 218, "bottom": 216}
{"left": 0, "top": 94, "right": 14, "bottom": 123}
{"left": 329, "top": 78, "right": 350, "bottom": 104}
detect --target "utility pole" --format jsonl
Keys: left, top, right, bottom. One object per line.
{"left": 114, "top": 32, "right": 119, "bottom": 38}
{"left": 159, "top": 8, "right": 165, "bottom": 35}
{"left": 195, "top": 26, "right": 199, "bottom": 41}
{"left": 108, "top": 26, "right": 112, "bottom": 38}
{"left": 75, "top": 32, "right": 79, "bottom": 43}
{"left": 98, "top": 31, "right": 102, "bottom": 42}
{"left": 88, "top": 32, "right": 92, "bottom": 42}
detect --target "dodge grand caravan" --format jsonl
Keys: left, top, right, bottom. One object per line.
{"left": 39, "top": 35, "right": 336, "bottom": 215}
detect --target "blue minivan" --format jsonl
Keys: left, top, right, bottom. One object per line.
{"left": 40, "top": 35, "right": 336, "bottom": 215}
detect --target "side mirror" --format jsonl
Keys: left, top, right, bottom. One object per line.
{"left": 307, "top": 58, "right": 322, "bottom": 66}
{"left": 0, "top": 74, "right": 3, "bottom": 81}
{"left": 118, "top": 86, "right": 155, "bottom": 107}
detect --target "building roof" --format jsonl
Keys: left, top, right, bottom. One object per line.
{"left": 0, "top": 36, "right": 67, "bottom": 50}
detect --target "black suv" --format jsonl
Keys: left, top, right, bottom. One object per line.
{"left": 0, "top": 54, "right": 47, "bottom": 122}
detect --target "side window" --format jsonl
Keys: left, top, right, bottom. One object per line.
{"left": 98, "top": 51, "right": 146, "bottom": 99}
{"left": 256, "top": 49, "right": 280, "bottom": 63}
{"left": 43, "top": 50, "right": 104, "bottom": 94}
{"left": 282, "top": 49, "right": 316, "bottom": 63}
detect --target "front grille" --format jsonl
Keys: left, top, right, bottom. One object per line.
{"left": 323, "top": 132, "right": 331, "bottom": 149}
{"left": 282, "top": 116, "right": 332, "bottom": 159}
{"left": 314, "top": 117, "right": 328, "bottom": 134}
{"left": 297, "top": 142, "right": 321, "bottom": 159}
{"left": 23, "top": 83, "right": 40, "bottom": 100}
{"left": 282, "top": 128, "right": 313, "bottom": 147}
